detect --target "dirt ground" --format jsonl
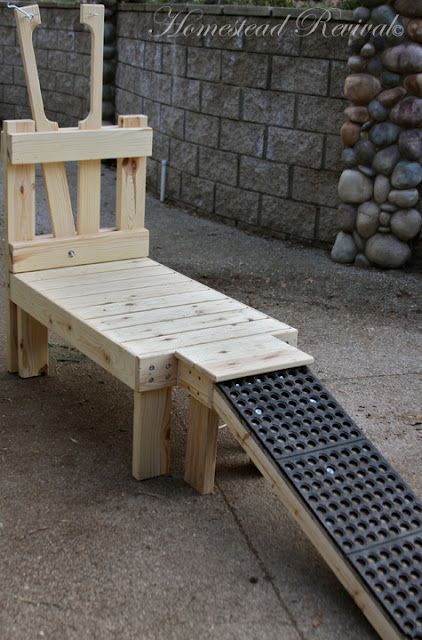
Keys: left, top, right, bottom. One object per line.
{"left": 0, "top": 164, "right": 421, "bottom": 640}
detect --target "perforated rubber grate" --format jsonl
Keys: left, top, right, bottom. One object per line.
{"left": 219, "top": 366, "right": 422, "bottom": 640}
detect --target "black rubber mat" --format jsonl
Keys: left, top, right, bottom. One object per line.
{"left": 219, "top": 366, "right": 422, "bottom": 640}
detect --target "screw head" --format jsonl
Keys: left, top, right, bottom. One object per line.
{"left": 68, "top": 250, "right": 76, "bottom": 258}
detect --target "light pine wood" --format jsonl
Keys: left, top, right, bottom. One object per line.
{"left": 17, "top": 307, "right": 48, "bottom": 378}
{"left": 77, "top": 4, "right": 105, "bottom": 235}
{"left": 14, "top": 4, "right": 75, "bottom": 238}
{"left": 213, "top": 389, "right": 403, "bottom": 640}
{"left": 10, "top": 275, "right": 138, "bottom": 388}
{"left": 10, "top": 229, "right": 149, "bottom": 273}
{"left": 8, "top": 126, "right": 153, "bottom": 165}
{"left": 20, "top": 257, "right": 155, "bottom": 282}
{"left": 116, "top": 115, "right": 148, "bottom": 231}
{"left": 133, "top": 388, "right": 172, "bottom": 480}
{"left": 2, "top": 120, "right": 36, "bottom": 372}
{"left": 176, "top": 334, "right": 313, "bottom": 382}
{"left": 185, "top": 397, "right": 219, "bottom": 495}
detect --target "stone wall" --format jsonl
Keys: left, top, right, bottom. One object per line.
{"left": 115, "top": 5, "right": 352, "bottom": 243}
{"left": 332, "top": 0, "right": 422, "bottom": 268}
{"left": 0, "top": 2, "right": 90, "bottom": 126}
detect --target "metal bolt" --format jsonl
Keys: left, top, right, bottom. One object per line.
{"left": 149, "top": 365, "right": 155, "bottom": 371}
{"left": 326, "top": 467, "right": 335, "bottom": 475}
{"left": 255, "top": 408, "right": 263, "bottom": 415}
{"left": 68, "top": 250, "right": 76, "bottom": 258}
{"left": 148, "top": 377, "right": 154, "bottom": 383}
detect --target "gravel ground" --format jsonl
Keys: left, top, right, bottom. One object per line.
{"left": 0, "top": 163, "right": 421, "bottom": 640}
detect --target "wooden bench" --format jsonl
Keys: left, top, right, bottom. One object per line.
{"left": 2, "top": 4, "right": 312, "bottom": 494}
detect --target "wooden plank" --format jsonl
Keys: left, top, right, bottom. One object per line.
{"left": 10, "top": 276, "right": 137, "bottom": 389}
{"left": 104, "top": 307, "right": 276, "bottom": 343}
{"left": 184, "top": 397, "right": 219, "bottom": 495}
{"left": 2, "top": 121, "right": 36, "bottom": 372}
{"left": 176, "top": 334, "right": 313, "bottom": 382}
{"left": 9, "top": 229, "right": 149, "bottom": 273}
{"left": 8, "top": 127, "right": 153, "bottom": 165}
{"left": 20, "top": 257, "right": 156, "bottom": 282}
{"left": 77, "top": 288, "right": 225, "bottom": 320}
{"left": 91, "top": 298, "right": 246, "bottom": 331}
{"left": 14, "top": 4, "right": 75, "bottom": 238}
{"left": 116, "top": 115, "right": 148, "bottom": 231}
{"left": 62, "top": 281, "right": 206, "bottom": 311}
{"left": 132, "top": 388, "right": 171, "bottom": 480}
{"left": 28, "top": 264, "right": 170, "bottom": 290}
{"left": 131, "top": 318, "right": 297, "bottom": 355}
{"left": 77, "top": 4, "right": 104, "bottom": 235}
{"left": 178, "top": 361, "right": 215, "bottom": 408}
{"left": 213, "top": 389, "right": 403, "bottom": 640}
{"left": 17, "top": 308, "right": 48, "bottom": 378}
{"left": 37, "top": 271, "right": 187, "bottom": 301}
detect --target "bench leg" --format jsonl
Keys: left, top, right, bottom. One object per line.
{"left": 184, "top": 397, "right": 219, "bottom": 495}
{"left": 17, "top": 308, "right": 49, "bottom": 378}
{"left": 132, "top": 388, "right": 172, "bottom": 481}
{"left": 6, "top": 298, "right": 19, "bottom": 373}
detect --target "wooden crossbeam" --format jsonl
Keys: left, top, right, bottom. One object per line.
{"left": 8, "top": 127, "right": 153, "bottom": 165}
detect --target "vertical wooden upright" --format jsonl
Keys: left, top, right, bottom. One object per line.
{"left": 116, "top": 115, "right": 148, "bottom": 231}
{"left": 133, "top": 389, "right": 172, "bottom": 480}
{"left": 2, "top": 119, "right": 48, "bottom": 376}
{"left": 184, "top": 398, "right": 219, "bottom": 494}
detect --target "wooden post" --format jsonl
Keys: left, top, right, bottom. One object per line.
{"left": 116, "top": 115, "right": 148, "bottom": 231}
{"left": 132, "top": 388, "right": 172, "bottom": 480}
{"left": 17, "top": 307, "right": 48, "bottom": 378}
{"left": 184, "top": 397, "right": 219, "bottom": 495}
{"left": 1, "top": 120, "right": 46, "bottom": 374}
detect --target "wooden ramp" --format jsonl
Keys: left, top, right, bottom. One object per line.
{"left": 213, "top": 368, "right": 422, "bottom": 640}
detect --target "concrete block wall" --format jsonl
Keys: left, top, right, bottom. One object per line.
{"left": 116, "top": 5, "right": 353, "bottom": 243}
{"left": 0, "top": 2, "right": 90, "bottom": 126}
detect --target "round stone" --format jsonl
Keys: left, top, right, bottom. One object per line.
{"left": 365, "top": 233, "right": 411, "bottom": 268}
{"left": 353, "top": 230, "right": 365, "bottom": 251}
{"left": 374, "top": 174, "right": 391, "bottom": 203}
{"left": 393, "top": 0, "right": 422, "bottom": 18}
{"left": 354, "top": 253, "right": 371, "bottom": 268}
{"left": 390, "top": 208, "right": 422, "bottom": 240}
{"left": 361, "top": 43, "right": 376, "bottom": 58}
{"left": 367, "top": 55, "right": 384, "bottom": 77}
{"left": 356, "top": 201, "right": 380, "bottom": 238}
{"left": 404, "top": 74, "right": 422, "bottom": 96}
{"left": 407, "top": 19, "right": 422, "bottom": 43}
{"left": 383, "top": 44, "right": 422, "bottom": 74}
{"left": 372, "top": 4, "right": 399, "bottom": 26}
{"left": 388, "top": 188, "right": 419, "bottom": 207}
{"left": 369, "top": 122, "right": 400, "bottom": 147}
{"left": 337, "top": 204, "right": 357, "bottom": 233}
{"left": 379, "top": 211, "right": 392, "bottom": 226}
{"left": 381, "top": 203, "right": 397, "bottom": 212}
{"left": 331, "top": 232, "right": 358, "bottom": 264}
{"left": 342, "top": 148, "right": 358, "bottom": 167}
{"left": 354, "top": 6, "right": 371, "bottom": 21}
{"left": 390, "top": 96, "right": 422, "bottom": 127}
{"left": 380, "top": 71, "right": 402, "bottom": 88}
{"left": 344, "top": 74, "right": 382, "bottom": 106}
{"left": 359, "top": 165, "right": 376, "bottom": 177}
{"left": 338, "top": 170, "right": 373, "bottom": 204}
{"left": 368, "top": 99, "right": 388, "bottom": 121}
{"left": 348, "top": 55, "right": 367, "bottom": 72}
{"left": 391, "top": 160, "right": 422, "bottom": 187}
{"left": 341, "top": 121, "right": 361, "bottom": 146}
{"left": 355, "top": 139, "right": 376, "bottom": 164}
{"left": 345, "top": 106, "right": 369, "bottom": 124}
{"left": 399, "top": 129, "right": 422, "bottom": 160}
{"left": 378, "top": 86, "right": 407, "bottom": 108}
{"left": 372, "top": 144, "right": 400, "bottom": 175}
{"left": 349, "top": 32, "right": 370, "bottom": 54}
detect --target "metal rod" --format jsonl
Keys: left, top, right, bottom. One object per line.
{"left": 160, "top": 159, "right": 167, "bottom": 203}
